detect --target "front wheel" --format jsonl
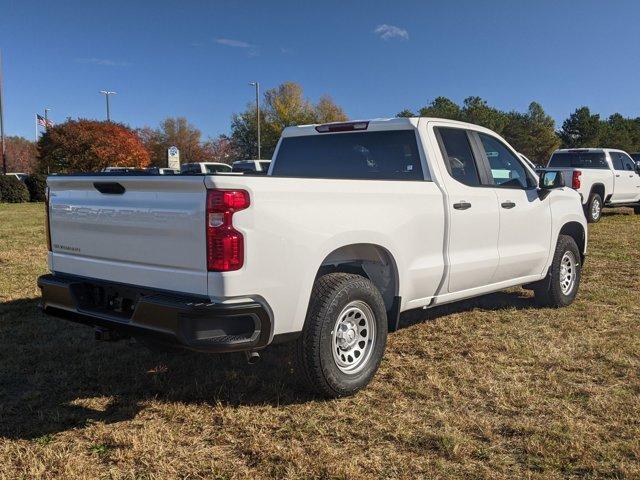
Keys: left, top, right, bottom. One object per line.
{"left": 634, "top": 204, "right": 640, "bottom": 215}
{"left": 534, "top": 235, "right": 582, "bottom": 308}
{"left": 295, "top": 273, "right": 388, "bottom": 398}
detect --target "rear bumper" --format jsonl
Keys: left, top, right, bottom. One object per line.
{"left": 37, "top": 273, "right": 273, "bottom": 353}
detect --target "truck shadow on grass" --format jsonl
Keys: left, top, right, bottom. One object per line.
{"left": 1, "top": 289, "right": 539, "bottom": 440}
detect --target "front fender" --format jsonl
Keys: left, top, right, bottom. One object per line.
{"left": 548, "top": 189, "right": 588, "bottom": 260}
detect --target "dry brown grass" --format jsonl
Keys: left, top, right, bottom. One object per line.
{"left": 0, "top": 203, "right": 639, "bottom": 479}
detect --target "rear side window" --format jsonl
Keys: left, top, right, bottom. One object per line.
{"left": 272, "top": 130, "right": 424, "bottom": 180}
{"left": 436, "top": 127, "right": 481, "bottom": 186}
{"left": 548, "top": 151, "right": 608, "bottom": 169}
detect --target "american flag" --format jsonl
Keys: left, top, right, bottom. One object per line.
{"left": 37, "top": 114, "right": 54, "bottom": 128}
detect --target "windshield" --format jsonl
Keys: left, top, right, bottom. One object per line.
{"left": 548, "top": 151, "right": 608, "bottom": 169}
{"left": 272, "top": 130, "right": 424, "bottom": 180}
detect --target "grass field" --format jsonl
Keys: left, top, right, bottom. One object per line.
{"left": 0, "top": 202, "right": 638, "bottom": 479}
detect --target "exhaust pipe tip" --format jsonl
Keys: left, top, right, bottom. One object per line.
{"left": 245, "top": 350, "right": 260, "bottom": 365}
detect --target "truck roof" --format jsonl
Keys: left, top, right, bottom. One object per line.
{"left": 553, "top": 148, "right": 628, "bottom": 153}
{"left": 282, "top": 117, "right": 499, "bottom": 137}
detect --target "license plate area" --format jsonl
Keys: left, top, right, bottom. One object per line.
{"left": 71, "top": 282, "right": 139, "bottom": 320}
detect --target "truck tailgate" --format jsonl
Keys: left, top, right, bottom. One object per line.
{"left": 47, "top": 176, "right": 208, "bottom": 296}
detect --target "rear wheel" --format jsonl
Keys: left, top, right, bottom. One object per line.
{"left": 585, "top": 193, "right": 602, "bottom": 223}
{"left": 534, "top": 235, "right": 582, "bottom": 308}
{"left": 634, "top": 204, "right": 640, "bottom": 215}
{"left": 295, "top": 273, "right": 387, "bottom": 397}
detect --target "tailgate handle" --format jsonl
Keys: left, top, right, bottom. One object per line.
{"left": 93, "top": 182, "right": 125, "bottom": 195}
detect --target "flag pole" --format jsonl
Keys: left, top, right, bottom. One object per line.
{"left": 0, "top": 49, "right": 7, "bottom": 175}
{"left": 35, "top": 114, "right": 38, "bottom": 142}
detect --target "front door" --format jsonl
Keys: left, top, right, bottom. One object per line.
{"left": 475, "top": 132, "right": 552, "bottom": 282}
{"left": 619, "top": 152, "right": 640, "bottom": 202}
{"left": 433, "top": 126, "right": 500, "bottom": 293}
{"left": 610, "top": 152, "right": 638, "bottom": 203}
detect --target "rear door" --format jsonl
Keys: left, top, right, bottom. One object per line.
{"left": 47, "top": 175, "right": 209, "bottom": 295}
{"left": 433, "top": 126, "right": 500, "bottom": 293}
{"left": 475, "top": 132, "right": 552, "bottom": 282}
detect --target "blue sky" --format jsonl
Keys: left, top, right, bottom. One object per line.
{"left": 1, "top": 0, "right": 639, "bottom": 140}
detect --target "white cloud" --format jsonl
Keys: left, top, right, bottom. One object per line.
{"left": 215, "top": 38, "right": 259, "bottom": 56}
{"left": 77, "top": 57, "right": 131, "bottom": 67}
{"left": 215, "top": 38, "right": 253, "bottom": 48}
{"left": 373, "top": 24, "right": 409, "bottom": 41}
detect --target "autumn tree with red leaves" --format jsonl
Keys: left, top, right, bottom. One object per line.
{"left": 37, "top": 119, "right": 150, "bottom": 173}
{"left": 5, "top": 136, "right": 37, "bottom": 173}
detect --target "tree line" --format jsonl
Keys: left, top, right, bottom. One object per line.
{"left": 4, "top": 83, "right": 640, "bottom": 173}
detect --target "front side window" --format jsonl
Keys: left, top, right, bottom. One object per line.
{"left": 620, "top": 153, "right": 636, "bottom": 171}
{"left": 479, "top": 133, "right": 534, "bottom": 189}
{"left": 272, "top": 130, "right": 424, "bottom": 181}
{"left": 436, "top": 128, "right": 481, "bottom": 186}
{"left": 610, "top": 152, "right": 625, "bottom": 171}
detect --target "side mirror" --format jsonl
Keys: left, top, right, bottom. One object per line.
{"left": 539, "top": 170, "right": 565, "bottom": 189}
{"left": 635, "top": 163, "right": 640, "bottom": 175}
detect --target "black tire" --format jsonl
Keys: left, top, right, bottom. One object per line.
{"left": 295, "top": 273, "right": 388, "bottom": 398}
{"left": 534, "top": 235, "right": 582, "bottom": 308}
{"left": 585, "top": 193, "right": 602, "bottom": 223}
{"left": 634, "top": 205, "right": 640, "bottom": 215}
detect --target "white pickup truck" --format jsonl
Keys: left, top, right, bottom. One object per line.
{"left": 39, "top": 118, "right": 587, "bottom": 397}
{"left": 546, "top": 148, "right": 640, "bottom": 222}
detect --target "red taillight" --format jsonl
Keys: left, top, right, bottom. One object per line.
{"left": 45, "top": 186, "right": 52, "bottom": 252}
{"left": 206, "top": 189, "right": 249, "bottom": 271}
{"left": 572, "top": 170, "right": 582, "bottom": 189}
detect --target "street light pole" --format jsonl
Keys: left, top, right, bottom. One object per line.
{"left": 249, "top": 82, "right": 260, "bottom": 159}
{"left": 100, "top": 90, "right": 117, "bottom": 121}
{"left": 0, "top": 50, "right": 7, "bottom": 174}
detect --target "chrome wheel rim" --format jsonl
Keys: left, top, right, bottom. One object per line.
{"left": 331, "top": 301, "right": 376, "bottom": 375}
{"left": 591, "top": 198, "right": 601, "bottom": 220}
{"left": 559, "top": 251, "right": 577, "bottom": 295}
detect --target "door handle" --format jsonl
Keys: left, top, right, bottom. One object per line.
{"left": 615, "top": 174, "right": 621, "bottom": 177}
{"left": 501, "top": 201, "right": 516, "bottom": 209}
{"left": 453, "top": 201, "right": 472, "bottom": 210}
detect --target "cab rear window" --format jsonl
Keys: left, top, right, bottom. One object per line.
{"left": 272, "top": 130, "right": 425, "bottom": 180}
{"left": 548, "top": 151, "right": 608, "bottom": 169}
